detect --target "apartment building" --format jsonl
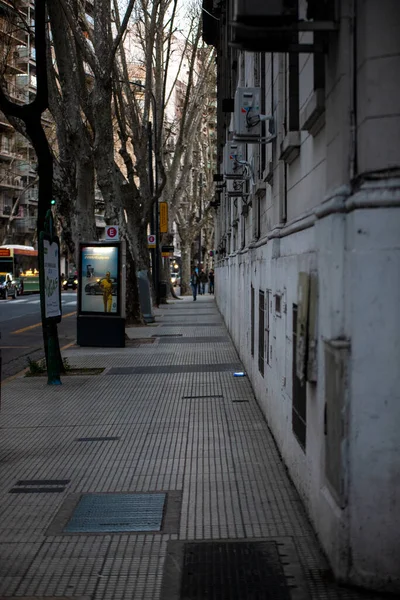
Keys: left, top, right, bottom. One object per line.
{"left": 204, "top": 0, "right": 400, "bottom": 593}
{"left": 0, "top": 0, "right": 40, "bottom": 245}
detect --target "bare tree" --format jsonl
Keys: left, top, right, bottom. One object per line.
{"left": 0, "top": 0, "right": 64, "bottom": 376}
{"left": 174, "top": 61, "right": 216, "bottom": 294}
{"left": 46, "top": 0, "right": 214, "bottom": 319}
{"left": 114, "top": 1, "right": 215, "bottom": 298}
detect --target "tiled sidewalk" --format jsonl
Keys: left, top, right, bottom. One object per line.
{"left": 0, "top": 297, "right": 387, "bottom": 599}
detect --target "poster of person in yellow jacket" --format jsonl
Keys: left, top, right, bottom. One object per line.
{"left": 100, "top": 271, "right": 113, "bottom": 313}
{"left": 80, "top": 245, "right": 119, "bottom": 314}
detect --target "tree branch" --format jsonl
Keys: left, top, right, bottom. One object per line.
{"left": 108, "top": 0, "right": 136, "bottom": 73}
{"left": 56, "top": 0, "right": 99, "bottom": 75}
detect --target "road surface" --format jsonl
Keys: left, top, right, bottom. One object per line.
{"left": 0, "top": 291, "right": 77, "bottom": 380}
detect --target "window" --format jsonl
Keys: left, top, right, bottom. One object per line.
{"left": 254, "top": 52, "right": 260, "bottom": 87}
{"left": 292, "top": 304, "right": 307, "bottom": 451}
{"left": 287, "top": 52, "right": 299, "bottom": 132}
{"left": 258, "top": 291, "right": 265, "bottom": 376}
{"left": 260, "top": 53, "right": 267, "bottom": 178}
{"left": 275, "top": 294, "right": 282, "bottom": 316}
{"left": 266, "top": 290, "right": 271, "bottom": 365}
{"left": 250, "top": 286, "right": 255, "bottom": 357}
{"left": 300, "top": 34, "right": 326, "bottom": 136}
{"left": 241, "top": 200, "right": 246, "bottom": 249}
{"left": 256, "top": 194, "right": 261, "bottom": 240}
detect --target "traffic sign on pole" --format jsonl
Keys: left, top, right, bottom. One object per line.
{"left": 147, "top": 234, "right": 156, "bottom": 249}
{"left": 105, "top": 226, "right": 119, "bottom": 241}
{"left": 160, "top": 202, "right": 168, "bottom": 233}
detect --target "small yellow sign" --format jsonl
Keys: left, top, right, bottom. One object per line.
{"left": 160, "top": 202, "right": 168, "bottom": 233}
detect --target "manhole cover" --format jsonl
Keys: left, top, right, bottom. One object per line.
{"left": 161, "top": 539, "right": 307, "bottom": 600}
{"left": 64, "top": 493, "right": 166, "bottom": 533}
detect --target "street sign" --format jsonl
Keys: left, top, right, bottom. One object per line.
{"left": 105, "top": 225, "right": 119, "bottom": 240}
{"left": 161, "top": 245, "right": 174, "bottom": 253}
{"left": 160, "top": 202, "right": 168, "bottom": 233}
{"left": 43, "top": 239, "right": 61, "bottom": 319}
{"left": 148, "top": 234, "right": 156, "bottom": 249}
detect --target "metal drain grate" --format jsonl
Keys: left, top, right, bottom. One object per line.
{"left": 75, "top": 437, "right": 120, "bottom": 442}
{"left": 160, "top": 322, "right": 222, "bottom": 327}
{"left": 125, "top": 338, "right": 156, "bottom": 346}
{"left": 161, "top": 541, "right": 293, "bottom": 600}
{"left": 158, "top": 336, "right": 229, "bottom": 344}
{"left": 107, "top": 363, "right": 242, "bottom": 375}
{"left": 182, "top": 395, "right": 224, "bottom": 399}
{"left": 180, "top": 541, "right": 291, "bottom": 599}
{"left": 64, "top": 493, "right": 166, "bottom": 533}
{"left": 152, "top": 333, "right": 183, "bottom": 337}
{"left": 159, "top": 312, "right": 218, "bottom": 317}
{"left": 10, "top": 479, "right": 70, "bottom": 494}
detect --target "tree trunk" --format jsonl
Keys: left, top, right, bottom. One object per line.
{"left": 125, "top": 246, "right": 143, "bottom": 325}
{"left": 73, "top": 156, "right": 97, "bottom": 256}
{"left": 26, "top": 117, "right": 64, "bottom": 378}
{"left": 180, "top": 240, "right": 191, "bottom": 295}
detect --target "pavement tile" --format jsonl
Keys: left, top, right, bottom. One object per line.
{"left": 0, "top": 296, "right": 387, "bottom": 599}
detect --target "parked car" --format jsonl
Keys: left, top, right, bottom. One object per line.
{"left": 85, "top": 277, "right": 117, "bottom": 295}
{"left": 63, "top": 275, "right": 78, "bottom": 291}
{"left": 0, "top": 274, "right": 17, "bottom": 300}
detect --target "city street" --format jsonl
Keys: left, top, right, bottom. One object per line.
{"left": 0, "top": 292, "right": 77, "bottom": 380}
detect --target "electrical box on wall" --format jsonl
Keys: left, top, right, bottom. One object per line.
{"left": 223, "top": 141, "right": 245, "bottom": 179}
{"left": 234, "top": 87, "right": 262, "bottom": 140}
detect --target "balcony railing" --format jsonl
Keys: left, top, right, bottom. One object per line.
{"left": 0, "top": 172, "right": 24, "bottom": 188}
{"left": 13, "top": 216, "right": 36, "bottom": 231}
{"left": 0, "top": 18, "right": 28, "bottom": 44}
{"left": 5, "top": 83, "right": 27, "bottom": 103}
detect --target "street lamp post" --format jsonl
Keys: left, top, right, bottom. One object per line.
{"left": 124, "top": 80, "right": 160, "bottom": 307}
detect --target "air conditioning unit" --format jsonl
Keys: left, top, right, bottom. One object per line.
{"left": 234, "top": 88, "right": 261, "bottom": 140}
{"left": 223, "top": 141, "right": 245, "bottom": 179}
{"left": 230, "top": 1, "right": 335, "bottom": 52}
{"left": 232, "top": 0, "right": 297, "bottom": 26}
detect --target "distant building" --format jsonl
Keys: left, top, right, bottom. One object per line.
{"left": 204, "top": 0, "right": 400, "bottom": 593}
{"left": 0, "top": 0, "right": 43, "bottom": 245}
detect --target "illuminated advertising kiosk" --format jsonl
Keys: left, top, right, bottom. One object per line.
{"left": 77, "top": 242, "right": 126, "bottom": 347}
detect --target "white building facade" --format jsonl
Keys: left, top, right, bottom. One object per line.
{"left": 204, "top": 0, "right": 400, "bottom": 593}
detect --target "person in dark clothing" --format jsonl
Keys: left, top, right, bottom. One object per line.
{"left": 208, "top": 269, "right": 214, "bottom": 294}
{"left": 199, "top": 269, "right": 208, "bottom": 295}
{"left": 190, "top": 270, "right": 200, "bottom": 301}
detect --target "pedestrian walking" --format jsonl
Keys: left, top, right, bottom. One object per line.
{"left": 190, "top": 269, "right": 200, "bottom": 301}
{"left": 199, "top": 269, "right": 208, "bottom": 295}
{"left": 209, "top": 269, "right": 214, "bottom": 294}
